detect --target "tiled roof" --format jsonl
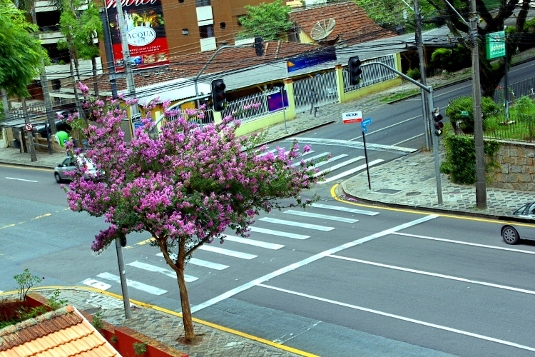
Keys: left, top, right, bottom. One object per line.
{"left": 0, "top": 306, "right": 121, "bottom": 357}
{"left": 289, "top": 1, "right": 396, "bottom": 45}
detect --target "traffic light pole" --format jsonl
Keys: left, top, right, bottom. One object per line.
{"left": 363, "top": 61, "right": 443, "bottom": 204}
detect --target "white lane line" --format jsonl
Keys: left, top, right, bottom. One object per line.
{"left": 224, "top": 235, "right": 284, "bottom": 250}
{"left": 97, "top": 272, "right": 167, "bottom": 295}
{"left": 321, "top": 159, "right": 384, "bottom": 183}
{"left": 311, "top": 203, "right": 379, "bottom": 216}
{"left": 189, "top": 258, "right": 229, "bottom": 270}
{"left": 329, "top": 255, "right": 535, "bottom": 295}
{"left": 127, "top": 260, "right": 197, "bottom": 282}
{"left": 155, "top": 253, "right": 230, "bottom": 270}
{"left": 314, "top": 157, "right": 364, "bottom": 177}
{"left": 191, "top": 215, "right": 437, "bottom": 313}
{"left": 198, "top": 245, "right": 257, "bottom": 259}
{"left": 82, "top": 278, "right": 111, "bottom": 290}
{"left": 394, "top": 232, "right": 535, "bottom": 255}
{"left": 284, "top": 210, "right": 358, "bottom": 223}
{"left": 5, "top": 177, "right": 38, "bottom": 183}
{"left": 293, "top": 137, "right": 416, "bottom": 154}
{"left": 259, "top": 217, "right": 334, "bottom": 231}
{"left": 250, "top": 226, "right": 310, "bottom": 239}
{"left": 257, "top": 283, "right": 535, "bottom": 354}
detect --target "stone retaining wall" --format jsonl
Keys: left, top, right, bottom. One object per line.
{"left": 491, "top": 141, "right": 535, "bottom": 191}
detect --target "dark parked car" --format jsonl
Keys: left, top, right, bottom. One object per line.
{"left": 500, "top": 202, "right": 535, "bottom": 244}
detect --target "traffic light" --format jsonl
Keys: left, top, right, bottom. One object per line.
{"left": 433, "top": 108, "right": 444, "bottom": 136}
{"left": 254, "top": 37, "right": 264, "bottom": 56}
{"left": 211, "top": 79, "right": 226, "bottom": 112}
{"left": 348, "top": 56, "right": 362, "bottom": 86}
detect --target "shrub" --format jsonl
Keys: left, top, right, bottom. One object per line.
{"left": 406, "top": 67, "right": 421, "bottom": 80}
{"left": 446, "top": 96, "right": 502, "bottom": 133}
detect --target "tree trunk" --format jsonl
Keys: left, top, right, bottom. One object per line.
{"left": 176, "top": 240, "right": 195, "bottom": 342}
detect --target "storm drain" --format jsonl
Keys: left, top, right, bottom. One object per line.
{"left": 375, "top": 189, "right": 401, "bottom": 194}
{"left": 406, "top": 191, "right": 421, "bottom": 196}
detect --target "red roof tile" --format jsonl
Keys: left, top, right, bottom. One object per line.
{"left": 0, "top": 306, "right": 121, "bottom": 357}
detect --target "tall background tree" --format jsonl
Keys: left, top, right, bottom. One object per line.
{"left": 238, "top": 0, "right": 293, "bottom": 40}
{"left": 0, "top": 0, "right": 48, "bottom": 98}
{"left": 426, "top": 0, "right": 534, "bottom": 97}
{"left": 65, "top": 88, "right": 325, "bottom": 343}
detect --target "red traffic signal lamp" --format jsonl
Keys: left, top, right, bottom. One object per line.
{"left": 348, "top": 56, "right": 363, "bottom": 86}
{"left": 433, "top": 108, "right": 444, "bottom": 136}
{"left": 211, "top": 79, "right": 226, "bottom": 112}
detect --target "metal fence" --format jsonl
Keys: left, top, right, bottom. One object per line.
{"left": 492, "top": 75, "right": 535, "bottom": 105}
{"left": 293, "top": 70, "right": 338, "bottom": 113}
{"left": 343, "top": 54, "right": 398, "bottom": 93}
{"left": 221, "top": 88, "right": 282, "bottom": 123}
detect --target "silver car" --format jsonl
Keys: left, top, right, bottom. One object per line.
{"left": 501, "top": 202, "right": 535, "bottom": 244}
{"left": 54, "top": 155, "right": 101, "bottom": 183}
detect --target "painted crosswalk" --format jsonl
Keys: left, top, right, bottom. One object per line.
{"left": 82, "top": 203, "right": 380, "bottom": 296}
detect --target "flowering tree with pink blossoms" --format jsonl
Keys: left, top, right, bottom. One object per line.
{"left": 64, "top": 84, "right": 324, "bottom": 342}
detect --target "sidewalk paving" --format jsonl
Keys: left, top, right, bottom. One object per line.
{"left": 1, "top": 71, "right": 531, "bottom": 356}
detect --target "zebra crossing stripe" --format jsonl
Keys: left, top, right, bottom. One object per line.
{"left": 224, "top": 235, "right": 284, "bottom": 249}
{"left": 292, "top": 152, "right": 334, "bottom": 167}
{"left": 259, "top": 217, "right": 334, "bottom": 231}
{"left": 198, "top": 245, "right": 257, "bottom": 259}
{"left": 82, "top": 278, "right": 111, "bottom": 290}
{"left": 284, "top": 209, "right": 358, "bottom": 223}
{"left": 314, "top": 156, "right": 364, "bottom": 177}
{"left": 312, "top": 154, "right": 347, "bottom": 168}
{"left": 249, "top": 226, "right": 310, "bottom": 239}
{"left": 321, "top": 159, "right": 384, "bottom": 183}
{"left": 97, "top": 272, "right": 167, "bottom": 295}
{"left": 311, "top": 203, "right": 379, "bottom": 216}
{"left": 127, "top": 261, "right": 197, "bottom": 282}
{"left": 155, "top": 253, "right": 230, "bottom": 270}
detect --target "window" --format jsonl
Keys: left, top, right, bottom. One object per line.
{"left": 196, "top": 0, "right": 210, "bottom": 6}
{"left": 178, "top": 0, "right": 184, "bottom": 2}
{"left": 199, "top": 24, "right": 214, "bottom": 39}
{"left": 220, "top": 22, "right": 226, "bottom": 30}
{"left": 182, "top": 28, "right": 189, "bottom": 35}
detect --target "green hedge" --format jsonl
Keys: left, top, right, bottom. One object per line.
{"left": 441, "top": 133, "right": 501, "bottom": 185}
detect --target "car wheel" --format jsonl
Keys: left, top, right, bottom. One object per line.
{"left": 501, "top": 225, "right": 520, "bottom": 245}
{"left": 54, "top": 172, "right": 62, "bottom": 183}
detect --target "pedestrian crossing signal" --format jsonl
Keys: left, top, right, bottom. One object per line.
{"left": 433, "top": 108, "right": 444, "bottom": 136}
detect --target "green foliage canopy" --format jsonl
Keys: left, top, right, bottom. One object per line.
{"left": 0, "top": 0, "right": 49, "bottom": 97}
{"left": 239, "top": 0, "right": 293, "bottom": 41}
{"left": 446, "top": 96, "right": 501, "bottom": 133}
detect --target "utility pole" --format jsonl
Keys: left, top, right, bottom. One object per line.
{"left": 115, "top": 0, "right": 140, "bottom": 134}
{"left": 470, "top": 0, "right": 487, "bottom": 209}
{"left": 22, "top": 98, "right": 37, "bottom": 162}
{"left": 414, "top": 0, "right": 431, "bottom": 150}
{"left": 100, "top": 8, "right": 118, "bottom": 99}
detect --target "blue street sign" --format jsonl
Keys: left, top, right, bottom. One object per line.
{"left": 362, "top": 127, "right": 368, "bottom": 134}
{"left": 362, "top": 118, "right": 372, "bottom": 125}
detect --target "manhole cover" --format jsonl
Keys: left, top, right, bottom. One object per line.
{"left": 406, "top": 191, "right": 421, "bottom": 196}
{"left": 376, "top": 189, "right": 401, "bottom": 194}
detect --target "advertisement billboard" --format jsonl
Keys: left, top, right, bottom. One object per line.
{"left": 105, "top": 0, "right": 170, "bottom": 71}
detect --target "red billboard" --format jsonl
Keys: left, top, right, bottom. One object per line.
{"left": 105, "top": 0, "right": 170, "bottom": 71}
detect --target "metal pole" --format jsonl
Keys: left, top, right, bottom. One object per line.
{"left": 470, "top": 0, "right": 487, "bottom": 209}
{"left": 504, "top": 43, "right": 509, "bottom": 120}
{"left": 115, "top": 236, "right": 132, "bottom": 319}
{"left": 362, "top": 130, "right": 371, "bottom": 190}
{"left": 22, "top": 98, "right": 37, "bottom": 162}
{"left": 414, "top": 0, "right": 431, "bottom": 150}
{"left": 427, "top": 89, "right": 443, "bottom": 204}
{"left": 100, "top": 9, "right": 118, "bottom": 99}
{"left": 40, "top": 62, "right": 57, "bottom": 137}
{"left": 280, "top": 87, "right": 287, "bottom": 133}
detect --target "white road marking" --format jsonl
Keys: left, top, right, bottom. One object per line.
{"left": 311, "top": 203, "right": 379, "bottom": 216}
{"left": 394, "top": 232, "right": 535, "bottom": 255}
{"left": 321, "top": 159, "right": 384, "bottom": 183}
{"left": 155, "top": 253, "right": 230, "bottom": 270}
{"left": 189, "top": 258, "right": 229, "bottom": 270}
{"left": 314, "top": 157, "right": 364, "bottom": 177}
{"left": 191, "top": 215, "right": 437, "bottom": 313}
{"left": 257, "top": 283, "right": 535, "bottom": 353}
{"left": 293, "top": 138, "right": 416, "bottom": 153}
{"left": 224, "top": 235, "right": 284, "bottom": 249}
{"left": 329, "top": 255, "right": 535, "bottom": 295}
{"left": 198, "top": 245, "right": 257, "bottom": 259}
{"left": 250, "top": 226, "right": 310, "bottom": 239}
{"left": 259, "top": 217, "right": 334, "bottom": 231}
{"left": 127, "top": 260, "right": 197, "bottom": 282}
{"left": 292, "top": 153, "right": 334, "bottom": 167}
{"left": 81, "top": 278, "right": 111, "bottom": 290}
{"left": 284, "top": 209, "right": 358, "bottom": 223}
{"left": 97, "top": 272, "right": 167, "bottom": 295}
{"left": 5, "top": 177, "right": 38, "bottom": 183}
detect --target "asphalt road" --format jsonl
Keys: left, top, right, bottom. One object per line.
{"left": 1, "top": 163, "right": 534, "bottom": 356}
